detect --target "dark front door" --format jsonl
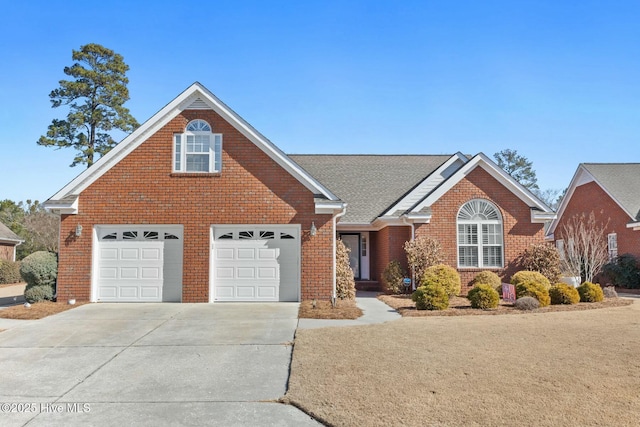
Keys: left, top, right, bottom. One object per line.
{"left": 340, "top": 233, "right": 360, "bottom": 279}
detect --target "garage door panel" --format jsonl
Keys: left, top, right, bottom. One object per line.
{"left": 236, "top": 286, "right": 256, "bottom": 298}
{"left": 120, "top": 267, "right": 139, "bottom": 279}
{"left": 257, "top": 287, "right": 277, "bottom": 298}
{"left": 258, "top": 267, "right": 277, "bottom": 279}
{"left": 237, "top": 248, "right": 256, "bottom": 259}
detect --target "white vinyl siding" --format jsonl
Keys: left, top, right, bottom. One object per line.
{"left": 173, "top": 119, "right": 222, "bottom": 173}
{"left": 457, "top": 199, "right": 503, "bottom": 268}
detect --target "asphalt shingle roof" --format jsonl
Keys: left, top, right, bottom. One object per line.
{"left": 289, "top": 155, "right": 452, "bottom": 224}
{"left": 582, "top": 163, "right": 640, "bottom": 221}
{"left": 0, "top": 221, "right": 21, "bottom": 242}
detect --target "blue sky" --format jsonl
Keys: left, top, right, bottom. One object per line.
{"left": 1, "top": 0, "right": 639, "bottom": 203}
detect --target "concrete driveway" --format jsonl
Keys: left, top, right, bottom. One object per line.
{"left": 0, "top": 303, "right": 320, "bottom": 426}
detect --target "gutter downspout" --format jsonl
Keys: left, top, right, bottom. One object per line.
{"left": 401, "top": 215, "right": 416, "bottom": 291}
{"left": 332, "top": 205, "right": 348, "bottom": 306}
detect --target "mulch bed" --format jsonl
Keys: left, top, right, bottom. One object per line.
{"left": 0, "top": 301, "right": 87, "bottom": 320}
{"left": 378, "top": 294, "right": 633, "bottom": 316}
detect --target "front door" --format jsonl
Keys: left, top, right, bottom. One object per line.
{"left": 340, "top": 233, "right": 361, "bottom": 279}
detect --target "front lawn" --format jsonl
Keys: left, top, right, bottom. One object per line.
{"left": 285, "top": 300, "right": 640, "bottom": 426}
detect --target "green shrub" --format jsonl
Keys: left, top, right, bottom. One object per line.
{"left": 412, "top": 283, "right": 449, "bottom": 310}
{"left": 336, "top": 239, "right": 356, "bottom": 300}
{"left": 518, "top": 243, "right": 562, "bottom": 284}
{"left": 382, "top": 260, "right": 407, "bottom": 295}
{"left": 467, "top": 284, "right": 500, "bottom": 309}
{"left": 24, "top": 284, "right": 55, "bottom": 303}
{"left": 0, "top": 259, "right": 21, "bottom": 284}
{"left": 601, "top": 254, "right": 640, "bottom": 289}
{"left": 515, "top": 281, "right": 550, "bottom": 307}
{"left": 514, "top": 296, "right": 540, "bottom": 311}
{"left": 470, "top": 271, "right": 502, "bottom": 288}
{"left": 511, "top": 270, "right": 551, "bottom": 290}
{"left": 19, "top": 251, "right": 58, "bottom": 288}
{"left": 577, "top": 282, "right": 604, "bottom": 303}
{"left": 422, "top": 264, "right": 461, "bottom": 297}
{"left": 549, "top": 283, "right": 580, "bottom": 305}
{"left": 603, "top": 286, "right": 618, "bottom": 299}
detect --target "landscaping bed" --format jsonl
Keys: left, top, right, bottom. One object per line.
{"left": 298, "top": 299, "right": 363, "bottom": 319}
{"left": 0, "top": 301, "right": 86, "bottom": 320}
{"left": 379, "top": 293, "right": 633, "bottom": 316}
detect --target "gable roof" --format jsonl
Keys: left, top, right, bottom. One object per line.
{"left": 0, "top": 222, "right": 22, "bottom": 244}
{"left": 548, "top": 163, "right": 640, "bottom": 235}
{"left": 45, "top": 82, "right": 340, "bottom": 213}
{"left": 289, "top": 155, "right": 452, "bottom": 224}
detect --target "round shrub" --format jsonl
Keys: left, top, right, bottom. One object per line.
{"left": 517, "top": 243, "right": 562, "bottom": 284}
{"left": 511, "top": 270, "right": 551, "bottom": 290}
{"left": 422, "top": 264, "right": 461, "bottom": 297}
{"left": 514, "top": 296, "right": 540, "bottom": 311}
{"left": 515, "top": 281, "right": 550, "bottom": 307}
{"left": 471, "top": 271, "right": 502, "bottom": 288}
{"left": 577, "top": 282, "right": 604, "bottom": 303}
{"left": 24, "top": 284, "right": 54, "bottom": 303}
{"left": 0, "top": 259, "right": 22, "bottom": 284}
{"left": 19, "top": 251, "right": 58, "bottom": 288}
{"left": 382, "top": 260, "right": 407, "bottom": 294}
{"left": 603, "top": 286, "right": 618, "bottom": 299}
{"left": 412, "top": 283, "right": 449, "bottom": 310}
{"left": 467, "top": 284, "right": 500, "bottom": 309}
{"left": 549, "top": 283, "right": 580, "bottom": 305}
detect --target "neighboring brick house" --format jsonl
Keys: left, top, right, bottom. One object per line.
{"left": 45, "top": 82, "right": 554, "bottom": 303}
{"left": 547, "top": 163, "right": 640, "bottom": 265}
{"left": 0, "top": 222, "right": 22, "bottom": 262}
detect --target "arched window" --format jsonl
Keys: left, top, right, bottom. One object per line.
{"left": 174, "top": 119, "right": 222, "bottom": 172}
{"left": 457, "top": 199, "right": 503, "bottom": 268}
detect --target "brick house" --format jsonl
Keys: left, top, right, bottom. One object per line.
{"left": 45, "top": 82, "right": 554, "bottom": 303}
{"left": 0, "top": 222, "right": 22, "bottom": 262}
{"left": 547, "top": 163, "right": 640, "bottom": 264}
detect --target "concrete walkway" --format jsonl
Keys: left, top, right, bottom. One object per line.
{"left": 297, "top": 291, "right": 401, "bottom": 329}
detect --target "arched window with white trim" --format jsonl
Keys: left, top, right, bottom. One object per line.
{"left": 173, "top": 119, "right": 222, "bottom": 173}
{"left": 457, "top": 199, "right": 503, "bottom": 268}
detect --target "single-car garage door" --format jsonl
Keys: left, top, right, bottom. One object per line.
{"left": 212, "top": 226, "right": 300, "bottom": 302}
{"left": 95, "top": 226, "right": 183, "bottom": 302}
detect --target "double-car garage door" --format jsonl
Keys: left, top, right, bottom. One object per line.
{"left": 94, "top": 225, "right": 299, "bottom": 302}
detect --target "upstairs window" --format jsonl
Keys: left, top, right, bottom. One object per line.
{"left": 457, "top": 199, "right": 503, "bottom": 268}
{"left": 174, "top": 119, "right": 222, "bottom": 173}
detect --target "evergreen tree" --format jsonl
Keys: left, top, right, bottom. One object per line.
{"left": 494, "top": 149, "right": 539, "bottom": 191}
{"left": 38, "top": 43, "right": 139, "bottom": 167}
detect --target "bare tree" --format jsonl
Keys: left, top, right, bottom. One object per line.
{"left": 23, "top": 210, "right": 60, "bottom": 253}
{"left": 559, "top": 212, "right": 609, "bottom": 283}
{"left": 404, "top": 236, "right": 443, "bottom": 285}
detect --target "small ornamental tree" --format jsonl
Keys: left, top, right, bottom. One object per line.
{"left": 336, "top": 239, "right": 356, "bottom": 300}
{"left": 559, "top": 212, "right": 610, "bottom": 283}
{"left": 404, "top": 236, "right": 443, "bottom": 286}
{"left": 518, "top": 243, "right": 562, "bottom": 284}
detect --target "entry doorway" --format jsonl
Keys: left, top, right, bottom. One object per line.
{"left": 338, "top": 232, "right": 370, "bottom": 280}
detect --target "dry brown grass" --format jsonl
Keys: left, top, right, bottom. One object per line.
{"left": 298, "top": 299, "right": 363, "bottom": 319}
{"left": 379, "top": 294, "right": 632, "bottom": 316}
{"left": 0, "top": 301, "right": 86, "bottom": 320}
{"left": 0, "top": 282, "right": 24, "bottom": 289}
{"left": 286, "top": 300, "right": 640, "bottom": 427}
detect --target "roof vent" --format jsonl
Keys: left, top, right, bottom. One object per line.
{"left": 187, "top": 97, "right": 210, "bottom": 110}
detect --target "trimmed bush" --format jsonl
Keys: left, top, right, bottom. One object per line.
{"left": 601, "top": 254, "right": 640, "bottom": 289}
{"left": 382, "top": 260, "right": 407, "bottom": 295}
{"left": 412, "top": 283, "right": 449, "bottom": 310}
{"left": 470, "top": 271, "right": 502, "bottom": 288}
{"left": 603, "top": 286, "right": 618, "bottom": 299}
{"left": 467, "top": 284, "right": 500, "bottom": 309}
{"left": 518, "top": 243, "right": 562, "bottom": 284}
{"left": 549, "top": 283, "right": 580, "bottom": 305}
{"left": 19, "top": 251, "right": 57, "bottom": 288}
{"left": 511, "top": 270, "right": 551, "bottom": 290}
{"left": 422, "top": 264, "right": 461, "bottom": 297}
{"left": 24, "top": 284, "right": 55, "bottom": 303}
{"left": 515, "top": 281, "right": 550, "bottom": 307}
{"left": 336, "top": 239, "right": 356, "bottom": 300}
{"left": 514, "top": 296, "right": 540, "bottom": 311}
{"left": 0, "top": 259, "right": 21, "bottom": 284}
{"left": 577, "top": 282, "right": 604, "bottom": 303}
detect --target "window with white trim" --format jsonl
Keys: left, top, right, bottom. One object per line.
{"left": 457, "top": 199, "right": 503, "bottom": 268}
{"left": 556, "top": 239, "right": 565, "bottom": 260}
{"left": 174, "top": 119, "right": 222, "bottom": 173}
{"left": 608, "top": 233, "right": 618, "bottom": 261}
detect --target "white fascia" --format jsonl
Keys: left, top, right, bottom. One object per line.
{"left": 531, "top": 210, "right": 557, "bottom": 223}
{"left": 626, "top": 222, "right": 640, "bottom": 231}
{"left": 315, "top": 200, "right": 347, "bottom": 215}
{"left": 43, "top": 197, "right": 79, "bottom": 215}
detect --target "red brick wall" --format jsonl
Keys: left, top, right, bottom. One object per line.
{"left": 370, "top": 226, "right": 411, "bottom": 283}
{"left": 57, "top": 109, "right": 334, "bottom": 302}
{"left": 0, "top": 243, "right": 15, "bottom": 261}
{"left": 414, "top": 167, "right": 545, "bottom": 294}
{"left": 554, "top": 181, "right": 640, "bottom": 259}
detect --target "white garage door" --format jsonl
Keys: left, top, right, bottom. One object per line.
{"left": 212, "top": 226, "right": 300, "bottom": 302}
{"left": 95, "top": 226, "right": 183, "bottom": 302}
